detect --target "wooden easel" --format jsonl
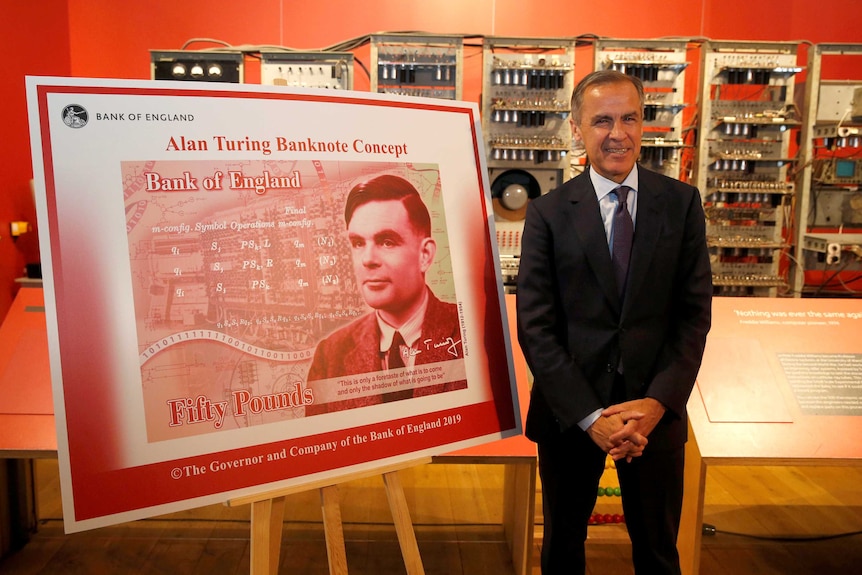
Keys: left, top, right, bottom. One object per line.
{"left": 227, "top": 457, "right": 432, "bottom": 575}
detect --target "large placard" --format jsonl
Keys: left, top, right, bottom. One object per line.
{"left": 27, "top": 77, "right": 518, "bottom": 532}
{"left": 696, "top": 297, "right": 862, "bottom": 425}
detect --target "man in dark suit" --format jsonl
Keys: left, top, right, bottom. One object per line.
{"left": 306, "top": 174, "right": 464, "bottom": 415}
{"left": 517, "top": 70, "right": 712, "bottom": 574}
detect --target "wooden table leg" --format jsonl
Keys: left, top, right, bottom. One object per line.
{"left": 502, "top": 460, "right": 537, "bottom": 575}
{"left": 678, "top": 426, "right": 706, "bottom": 575}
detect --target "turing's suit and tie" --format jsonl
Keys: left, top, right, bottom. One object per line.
{"left": 517, "top": 166, "right": 712, "bottom": 573}
{"left": 306, "top": 289, "right": 465, "bottom": 415}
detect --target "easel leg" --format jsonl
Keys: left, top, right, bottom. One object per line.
{"left": 251, "top": 496, "right": 285, "bottom": 575}
{"left": 320, "top": 485, "right": 349, "bottom": 575}
{"left": 382, "top": 470, "right": 425, "bottom": 575}
{"left": 235, "top": 458, "right": 432, "bottom": 575}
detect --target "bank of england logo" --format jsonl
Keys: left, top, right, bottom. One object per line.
{"left": 61, "top": 104, "right": 88, "bottom": 128}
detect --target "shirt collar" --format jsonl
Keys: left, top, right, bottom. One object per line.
{"left": 377, "top": 288, "right": 429, "bottom": 352}
{"left": 588, "top": 165, "right": 639, "bottom": 202}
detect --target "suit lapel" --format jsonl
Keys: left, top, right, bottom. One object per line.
{"left": 566, "top": 174, "right": 619, "bottom": 308}
{"left": 342, "top": 314, "right": 383, "bottom": 372}
{"left": 625, "top": 170, "right": 666, "bottom": 311}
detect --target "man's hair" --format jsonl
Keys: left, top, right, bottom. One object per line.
{"left": 570, "top": 70, "right": 645, "bottom": 124}
{"left": 344, "top": 175, "right": 432, "bottom": 237}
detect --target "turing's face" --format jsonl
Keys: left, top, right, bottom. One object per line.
{"left": 347, "top": 199, "right": 435, "bottom": 326}
{"left": 572, "top": 81, "right": 643, "bottom": 184}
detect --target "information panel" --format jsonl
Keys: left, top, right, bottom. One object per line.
{"left": 26, "top": 77, "right": 518, "bottom": 532}
{"left": 696, "top": 297, "right": 862, "bottom": 424}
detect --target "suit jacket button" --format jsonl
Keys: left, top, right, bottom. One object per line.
{"left": 606, "top": 363, "right": 614, "bottom": 373}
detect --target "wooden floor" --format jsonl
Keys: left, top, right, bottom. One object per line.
{"left": 2, "top": 459, "right": 862, "bottom": 574}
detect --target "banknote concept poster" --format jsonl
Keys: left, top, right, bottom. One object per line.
{"left": 27, "top": 77, "right": 519, "bottom": 532}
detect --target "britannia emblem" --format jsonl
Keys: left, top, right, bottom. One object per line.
{"left": 62, "top": 104, "right": 88, "bottom": 128}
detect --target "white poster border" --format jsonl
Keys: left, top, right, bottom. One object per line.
{"left": 26, "top": 76, "right": 520, "bottom": 533}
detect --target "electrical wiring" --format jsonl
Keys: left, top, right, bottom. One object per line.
{"left": 176, "top": 34, "right": 375, "bottom": 56}
{"left": 173, "top": 32, "right": 514, "bottom": 82}
{"left": 813, "top": 256, "right": 860, "bottom": 296}
{"left": 353, "top": 57, "right": 370, "bottom": 81}
{"left": 703, "top": 523, "right": 862, "bottom": 542}
{"left": 835, "top": 272, "right": 862, "bottom": 293}
{"left": 180, "top": 37, "right": 232, "bottom": 50}
{"left": 812, "top": 267, "right": 862, "bottom": 288}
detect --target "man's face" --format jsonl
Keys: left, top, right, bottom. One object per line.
{"left": 347, "top": 199, "right": 435, "bottom": 325}
{"left": 571, "top": 81, "right": 643, "bottom": 183}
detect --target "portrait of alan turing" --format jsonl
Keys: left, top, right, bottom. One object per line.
{"left": 305, "top": 174, "right": 465, "bottom": 415}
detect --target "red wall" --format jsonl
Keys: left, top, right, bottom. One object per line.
{"left": 0, "top": 0, "right": 70, "bottom": 316}
{"left": 2, "top": 0, "right": 861, "bottom": 318}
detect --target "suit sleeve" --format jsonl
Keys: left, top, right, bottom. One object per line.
{"left": 516, "top": 200, "right": 604, "bottom": 433}
{"left": 642, "top": 186, "right": 712, "bottom": 418}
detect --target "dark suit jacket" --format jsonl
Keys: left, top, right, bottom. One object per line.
{"left": 305, "top": 289, "right": 465, "bottom": 414}
{"left": 517, "top": 167, "right": 712, "bottom": 449}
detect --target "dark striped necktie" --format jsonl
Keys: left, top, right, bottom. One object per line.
{"left": 611, "top": 186, "right": 634, "bottom": 298}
